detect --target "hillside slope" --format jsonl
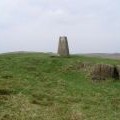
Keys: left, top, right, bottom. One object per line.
{"left": 0, "top": 53, "right": 120, "bottom": 120}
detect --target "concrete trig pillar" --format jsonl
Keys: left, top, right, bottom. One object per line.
{"left": 58, "top": 36, "right": 70, "bottom": 56}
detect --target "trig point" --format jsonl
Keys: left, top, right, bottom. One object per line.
{"left": 58, "top": 36, "right": 70, "bottom": 56}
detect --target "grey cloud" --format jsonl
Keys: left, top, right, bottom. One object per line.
{"left": 0, "top": 0, "right": 120, "bottom": 53}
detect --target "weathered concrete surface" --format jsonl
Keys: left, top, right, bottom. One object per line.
{"left": 58, "top": 36, "right": 69, "bottom": 56}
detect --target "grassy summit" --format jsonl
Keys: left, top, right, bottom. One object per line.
{"left": 0, "top": 52, "right": 120, "bottom": 120}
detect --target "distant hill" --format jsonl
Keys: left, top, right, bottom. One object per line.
{"left": 81, "top": 53, "right": 120, "bottom": 60}
{"left": 1, "top": 51, "right": 120, "bottom": 60}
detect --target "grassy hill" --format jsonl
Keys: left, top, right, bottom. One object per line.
{"left": 0, "top": 53, "right": 120, "bottom": 120}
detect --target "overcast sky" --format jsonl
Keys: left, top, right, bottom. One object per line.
{"left": 0, "top": 0, "right": 120, "bottom": 53}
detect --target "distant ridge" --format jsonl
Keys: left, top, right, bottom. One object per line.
{"left": 0, "top": 51, "right": 120, "bottom": 60}
{"left": 0, "top": 51, "right": 45, "bottom": 55}
{"left": 82, "top": 53, "right": 120, "bottom": 60}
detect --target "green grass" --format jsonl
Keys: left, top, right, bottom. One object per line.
{"left": 0, "top": 53, "right": 120, "bottom": 120}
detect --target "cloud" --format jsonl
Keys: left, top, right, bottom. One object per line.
{"left": 0, "top": 0, "right": 120, "bottom": 53}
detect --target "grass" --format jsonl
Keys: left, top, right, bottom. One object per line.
{"left": 0, "top": 52, "right": 120, "bottom": 120}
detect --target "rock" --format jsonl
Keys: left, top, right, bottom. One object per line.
{"left": 91, "top": 64, "right": 114, "bottom": 80}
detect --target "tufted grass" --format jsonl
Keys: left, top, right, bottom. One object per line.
{"left": 0, "top": 52, "right": 120, "bottom": 120}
